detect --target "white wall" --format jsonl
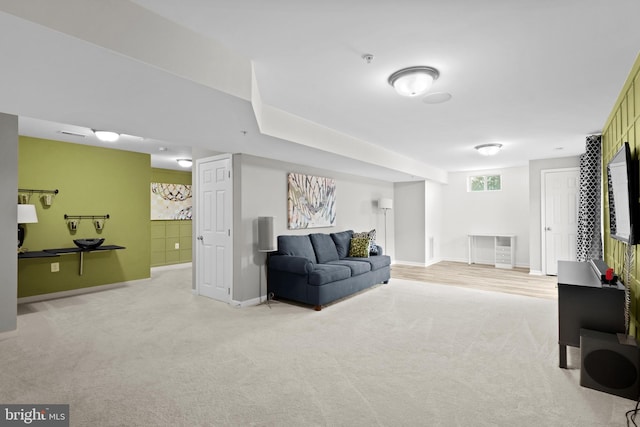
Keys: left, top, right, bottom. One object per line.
{"left": 0, "top": 113, "right": 18, "bottom": 333}
{"left": 394, "top": 181, "right": 425, "bottom": 264}
{"left": 234, "top": 154, "right": 394, "bottom": 303}
{"left": 394, "top": 180, "right": 445, "bottom": 266}
{"left": 528, "top": 156, "right": 581, "bottom": 273}
{"left": 441, "top": 166, "right": 530, "bottom": 267}
{"left": 426, "top": 180, "right": 444, "bottom": 263}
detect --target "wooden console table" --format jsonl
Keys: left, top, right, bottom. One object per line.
{"left": 557, "top": 260, "right": 625, "bottom": 368}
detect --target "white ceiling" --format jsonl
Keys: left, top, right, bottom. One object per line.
{"left": 2, "top": 1, "right": 640, "bottom": 178}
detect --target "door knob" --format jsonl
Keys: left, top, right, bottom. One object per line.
{"left": 197, "top": 235, "right": 204, "bottom": 241}
{"left": 545, "top": 227, "right": 551, "bottom": 231}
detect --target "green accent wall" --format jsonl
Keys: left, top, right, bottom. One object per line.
{"left": 602, "top": 53, "right": 640, "bottom": 338}
{"left": 18, "top": 136, "right": 151, "bottom": 297}
{"left": 150, "top": 168, "right": 192, "bottom": 267}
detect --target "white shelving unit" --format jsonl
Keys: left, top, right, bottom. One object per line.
{"left": 467, "top": 234, "right": 516, "bottom": 269}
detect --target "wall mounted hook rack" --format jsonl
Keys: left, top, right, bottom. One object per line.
{"left": 19, "top": 188, "right": 59, "bottom": 195}
{"left": 64, "top": 214, "right": 110, "bottom": 220}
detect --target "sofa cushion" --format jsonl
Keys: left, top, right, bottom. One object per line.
{"left": 278, "top": 235, "right": 317, "bottom": 263}
{"left": 309, "top": 233, "right": 339, "bottom": 263}
{"left": 345, "top": 254, "right": 391, "bottom": 271}
{"left": 349, "top": 237, "right": 370, "bottom": 258}
{"left": 330, "top": 230, "right": 353, "bottom": 259}
{"left": 269, "top": 255, "right": 314, "bottom": 275}
{"left": 327, "top": 259, "right": 371, "bottom": 276}
{"left": 308, "top": 264, "right": 351, "bottom": 286}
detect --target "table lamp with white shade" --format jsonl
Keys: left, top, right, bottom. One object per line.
{"left": 18, "top": 204, "right": 38, "bottom": 249}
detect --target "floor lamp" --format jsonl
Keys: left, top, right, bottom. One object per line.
{"left": 258, "top": 216, "right": 276, "bottom": 307}
{"left": 378, "top": 198, "right": 393, "bottom": 250}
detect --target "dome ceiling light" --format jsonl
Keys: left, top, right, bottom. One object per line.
{"left": 177, "top": 159, "right": 192, "bottom": 168}
{"left": 388, "top": 66, "right": 439, "bottom": 97}
{"left": 93, "top": 130, "right": 120, "bottom": 142}
{"left": 475, "top": 143, "right": 503, "bottom": 156}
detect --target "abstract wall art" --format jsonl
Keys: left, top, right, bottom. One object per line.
{"left": 287, "top": 173, "right": 336, "bottom": 229}
{"left": 151, "top": 182, "right": 192, "bottom": 220}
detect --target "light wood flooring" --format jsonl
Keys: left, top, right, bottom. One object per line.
{"left": 391, "top": 261, "right": 558, "bottom": 300}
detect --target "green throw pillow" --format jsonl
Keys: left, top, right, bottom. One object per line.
{"left": 353, "top": 229, "right": 377, "bottom": 254}
{"left": 349, "top": 237, "right": 370, "bottom": 258}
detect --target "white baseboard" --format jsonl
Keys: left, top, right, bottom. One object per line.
{"left": 230, "top": 296, "right": 264, "bottom": 308}
{"left": 529, "top": 270, "right": 544, "bottom": 276}
{"left": 441, "top": 256, "right": 471, "bottom": 264}
{"left": 17, "top": 277, "right": 150, "bottom": 304}
{"left": 393, "top": 258, "right": 442, "bottom": 267}
{"left": 393, "top": 260, "right": 426, "bottom": 267}
{"left": 151, "top": 262, "right": 192, "bottom": 273}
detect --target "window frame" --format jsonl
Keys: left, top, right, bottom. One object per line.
{"left": 467, "top": 174, "right": 502, "bottom": 192}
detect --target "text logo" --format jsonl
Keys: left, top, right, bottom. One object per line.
{"left": 0, "top": 405, "right": 68, "bottom": 427}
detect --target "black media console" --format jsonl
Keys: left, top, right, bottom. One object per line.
{"left": 557, "top": 260, "right": 625, "bottom": 368}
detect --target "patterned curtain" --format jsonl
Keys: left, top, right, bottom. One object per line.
{"left": 576, "top": 135, "right": 602, "bottom": 261}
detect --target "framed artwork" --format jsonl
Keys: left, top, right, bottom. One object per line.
{"left": 288, "top": 173, "right": 336, "bottom": 229}
{"left": 151, "top": 182, "right": 192, "bottom": 220}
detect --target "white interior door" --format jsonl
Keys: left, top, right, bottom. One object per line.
{"left": 542, "top": 168, "right": 579, "bottom": 275}
{"left": 196, "top": 155, "right": 232, "bottom": 302}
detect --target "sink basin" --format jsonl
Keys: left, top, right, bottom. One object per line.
{"left": 73, "top": 238, "right": 105, "bottom": 250}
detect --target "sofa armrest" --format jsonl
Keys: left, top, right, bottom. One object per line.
{"left": 269, "top": 255, "right": 314, "bottom": 275}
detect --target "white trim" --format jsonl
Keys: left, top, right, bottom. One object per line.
{"left": 17, "top": 277, "right": 150, "bottom": 304}
{"left": 151, "top": 262, "right": 192, "bottom": 273}
{"left": 529, "top": 270, "right": 544, "bottom": 276}
{"left": 540, "top": 167, "right": 580, "bottom": 275}
{"left": 467, "top": 173, "right": 503, "bottom": 192}
{"left": 393, "top": 258, "right": 441, "bottom": 267}
{"left": 393, "top": 260, "right": 426, "bottom": 267}
{"left": 194, "top": 154, "right": 234, "bottom": 304}
{"left": 439, "top": 256, "right": 530, "bottom": 269}
{"left": 440, "top": 256, "right": 471, "bottom": 264}
{"left": 230, "top": 297, "right": 263, "bottom": 308}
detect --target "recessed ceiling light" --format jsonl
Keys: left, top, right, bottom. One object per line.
{"left": 177, "top": 159, "right": 192, "bottom": 168}
{"left": 422, "top": 92, "right": 452, "bottom": 104}
{"left": 93, "top": 130, "right": 119, "bottom": 142}
{"left": 475, "top": 143, "right": 503, "bottom": 156}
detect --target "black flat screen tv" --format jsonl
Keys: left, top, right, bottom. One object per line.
{"left": 607, "top": 142, "right": 639, "bottom": 245}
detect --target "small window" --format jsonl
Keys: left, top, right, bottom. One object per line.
{"left": 468, "top": 175, "right": 501, "bottom": 192}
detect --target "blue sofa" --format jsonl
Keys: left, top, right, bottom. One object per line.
{"left": 267, "top": 230, "right": 391, "bottom": 310}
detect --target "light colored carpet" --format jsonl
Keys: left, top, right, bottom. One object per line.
{"left": 0, "top": 267, "right": 634, "bottom": 426}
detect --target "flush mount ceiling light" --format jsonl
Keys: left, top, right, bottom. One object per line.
{"left": 475, "top": 143, "right": 503, "bottom": 156}
{"left": 177, "top": 159, "right": 192, "bottom": 168}
{"left": 388, "top": 66, "right": 439, "bottom": 97}
{"left": 93, "top": 130, "right": 120, "bottom": 142}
